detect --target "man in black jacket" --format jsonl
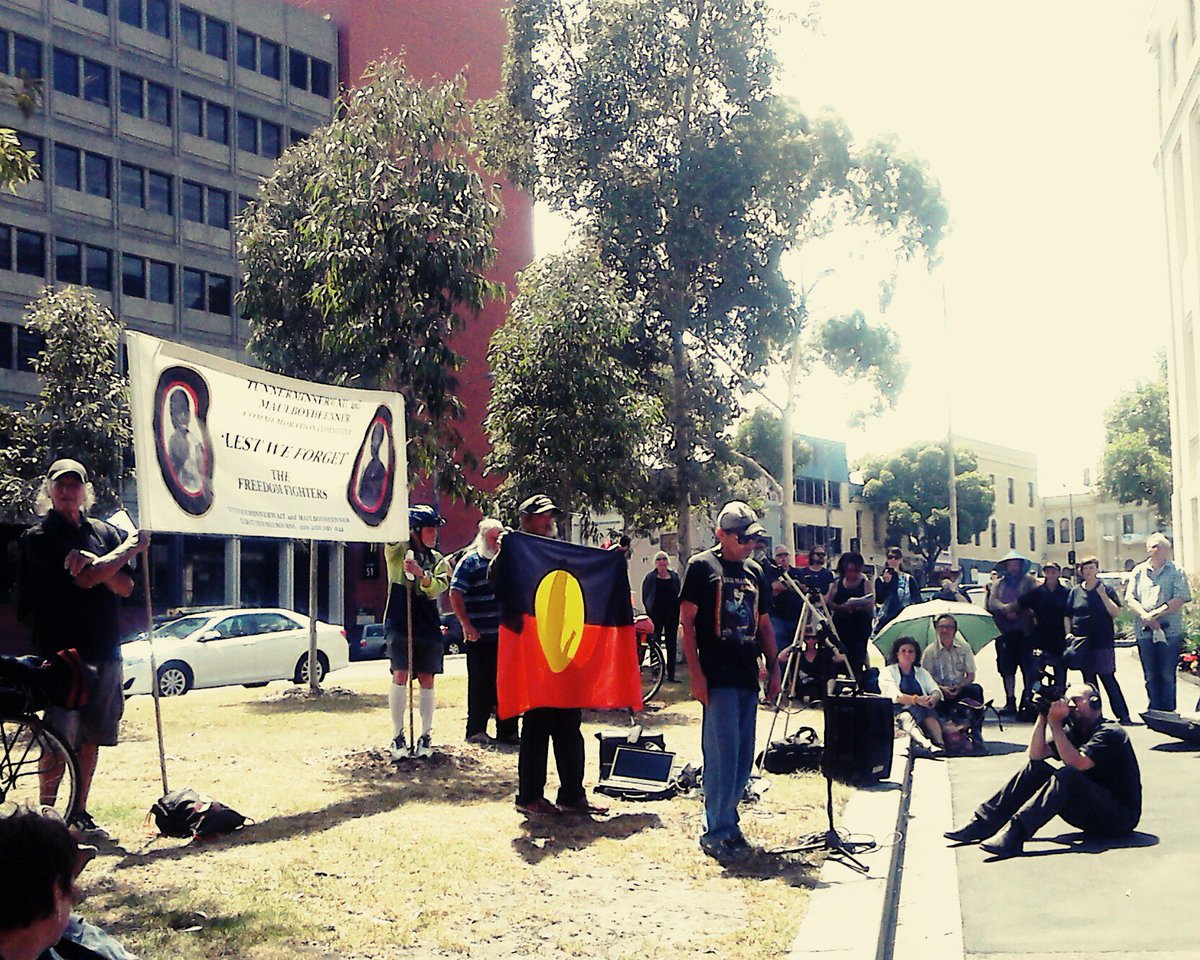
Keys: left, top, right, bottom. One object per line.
{"left": 641, "top": 551, "right": 681, "bottom": 682}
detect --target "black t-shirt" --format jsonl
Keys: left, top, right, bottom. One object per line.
{"left": 680, "top": 547, "right": 770, "bottom": 690}
{"left": 1055, "top": 719, "right": 1142, "bottom": 818}
{"left": 17, "top": 511, "right": 130, "bottom": 662}
{"left": 1067, "top": 583, "right": 1120, "bottom": 650}
{"left": 764, "top": 563, "right": 804, "bottom": 620}
{"left": 796, "top": 566, "right": 835, "bottom": 596}
{"left": 1019, "top": 583, "right": 1072, "bottom": 656}
{"left": 831, "top": 577, "right": 873, "bottom": 644}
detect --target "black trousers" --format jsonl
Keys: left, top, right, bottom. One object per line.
{"left": 974, "top": 758, "right": 1138, "bottom": 838}
{"left": 1082, "top": 670, "right": 1131, "bottom": 723}
{"left": 516, "top": 707, "right": 585, "bottom": 806}
{"left": 464, "top": 641, "right": 518, "bottom": 739}
{"left": 652, "top": 613, "right": 678, "bottom": 679}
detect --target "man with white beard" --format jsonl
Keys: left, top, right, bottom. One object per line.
{"left": 450, "top": 518, "right": 519, "bottom": 744}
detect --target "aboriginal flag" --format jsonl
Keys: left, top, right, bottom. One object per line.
{"left": 492, "top": 532, "right": 642, "bottom": 717}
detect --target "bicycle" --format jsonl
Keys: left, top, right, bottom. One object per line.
{"left": 0, "top": 659, "right": 80, "bottom": 819}
{"left": 635, "top": 616, "right": 666, "bottom": 702}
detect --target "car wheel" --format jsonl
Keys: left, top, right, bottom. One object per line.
{"left": 242, "top": 681, "right": 269, "bottom": 688}
{"left": 446, "top": 640, "right": 463, "bottom": 656}
{"left": 293, "top": 651, "right": 330, "bottom": 685}
{"left": 157, "top": 661, "right": 193, "bottom": 697}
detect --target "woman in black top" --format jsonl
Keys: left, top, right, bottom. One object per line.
{"left": 1066, "top": 557, "right": 1131, "bottom": 724}
{"left": 641, "top": 551, "right": 681, "bottom": 682}
{"left": 828, "top": 551, "right": 875, "bottom": 677}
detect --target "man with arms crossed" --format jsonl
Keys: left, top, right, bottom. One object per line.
{"left": 680, "top": 501, "right": 780, "bottom": 862}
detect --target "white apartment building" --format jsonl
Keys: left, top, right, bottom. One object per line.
{"left": 1151, "top": 0, "right": 1200, "bottom": 571}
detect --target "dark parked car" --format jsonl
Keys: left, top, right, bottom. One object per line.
{"left": 356, "top": 623, "right": 386, "bottom": 661}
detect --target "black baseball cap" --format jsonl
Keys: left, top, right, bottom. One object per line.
{"left": 519, "top": 494, "right": 562, "bottom": 516}
{"left": 716, "top": 501, "right": 767, "bottom": 538}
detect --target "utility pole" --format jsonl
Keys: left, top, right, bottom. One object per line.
{"left": 943, "top": 282, "right": 959, "bottom": 573}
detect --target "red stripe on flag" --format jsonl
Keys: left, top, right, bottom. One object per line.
{"left": 497, "top": 617, "right": 643, "bottom": 718}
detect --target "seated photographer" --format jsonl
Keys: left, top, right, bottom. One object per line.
{"left": 880, "top": 636, "right": 944, "bottom": 758}
{"left": 943, "top": 683, "right": 1142, "bottom": 860}
{"left": 0, "top": 806, "right": 137, "bottom": 960}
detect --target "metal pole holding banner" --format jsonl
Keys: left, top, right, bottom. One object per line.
{"left": 140, "top": 559, "right": 169, "bottom": 795}
{"left": 308, "top": 539, "right": 320, "bottom": 694}
{"left": 405, "top": 578, "right": 415, "bottom": 751}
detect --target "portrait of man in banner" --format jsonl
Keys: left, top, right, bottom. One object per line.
{"left": 152, "top": 365, "right": 214, "bottom": 515}
{"left": 346, "top": 404, "right": 397, "bottom": 527}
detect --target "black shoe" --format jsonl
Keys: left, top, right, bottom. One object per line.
{"left": 980, "top": 820, "right": 1027, "bottom": 860}
{"left": 943, "top": 819, "right": 995, "bottom": 844}
{"left": 999, "top": 700, "right": 1018, "bottom": 718}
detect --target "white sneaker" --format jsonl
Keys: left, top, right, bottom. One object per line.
{"left": 389, "top": 734, "right": 407, "bottom": 760}
{"left": 415, "top": 733, "right": 433, "bottom": 758}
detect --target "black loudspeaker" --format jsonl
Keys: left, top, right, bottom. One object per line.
{"left": 822, "top": 693, "right": 894, "bottom": 784}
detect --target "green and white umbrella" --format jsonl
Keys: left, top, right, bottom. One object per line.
{"left": 873, "top": 599, "right": 1000, "bottom": 657}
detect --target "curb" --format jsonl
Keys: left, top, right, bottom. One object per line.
{"left": 784, "top": 740, "right": 912, "bottom": 960}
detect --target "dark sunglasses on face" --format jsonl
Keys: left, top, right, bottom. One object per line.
{"left": 734, "top": 531, "right": 758, "bottom": 544}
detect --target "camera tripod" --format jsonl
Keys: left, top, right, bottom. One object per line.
{"left": 765, "top": 579, "right": 878, "bottom": 874}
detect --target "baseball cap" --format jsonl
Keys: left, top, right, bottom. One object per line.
{"left": 716, "top": 501, "right": 767, "bottom": 538}
{"left": 519, "top": 494, "right": 561, "bottom": 516}
{"left": 408, "top": 504, "right": 447, "bottom": 529}
{"left": 47, "top": 458, "right": 88, "bottom": 483}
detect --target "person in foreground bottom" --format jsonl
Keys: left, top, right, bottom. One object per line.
{"left": 943, "top": 682, "right": 1141, "bottom": 860}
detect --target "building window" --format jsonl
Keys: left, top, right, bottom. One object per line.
{"left": 236, "top": 112, "right": 257, "bottom": 153}
{"left": 122, "top": 254, "right": 173, "bottom": 303}
{"left": 183, "top": 268, "right": 232, "bottom": 315}
{"left": 1007, "top": 477, "right": 1014, "bottom": 504}
{"left": 181, "top": 180, "right": 203, "bottom": 223}
{"left": 86, "top": 244, "right": 111, "bottom": 291}
{"left": 795, "top": 477, "right": 841, "bottom": 508}
{"left": 206, "top": 102, "right": 229, "bottom": 144}
{"left": 260, "top": 40, "right": 281, "bottom": 80}
{"left": 0, "top": 225, "right": 10, "bottom": 271}
{"left": 974, "top": 531, "right": 980, "bottom": 547}
{"left": 289, "top": 50, "right": 332, "bottom": 97}
{"left": 236, "top": 31, "right": 281, "bottom": 79}
{"left": 1060, "top": 518, "right": 1069, "bottom": 543}
{"left": 0, "top": 322, "right": 11, "bottom": 369}
{"left": 148, "top": 259, "right": 172, "bottom": 303}
{"left": 119, "top": 0, "right": 170, "bottom": 37}
{"left": 84, "top": 152, "right": 110, "bottom": 198}
{"left": 53, "top": 50, "right": 110, "bottom": 105}
{"left": 1027, "top": 480, "right": 1035, "bottom": 508}
{"left": 237, "top": 113, "right": 283, "bottom": 159}
{"left": 1008, "top": 522, "right": 1016, "bottom": 549}
{"left": 120, "top": 163, "right": 172, "bottom": 214}
{"left": 792, "top": 523, "right": 842, "bottom": 556}
{"left": 15, "top": 228, "right": 45, "bottom": 276}
{"left": 1122, "top": 513, "right": 1134, "bottom": 535}
{"left": 990, "top": 519, "right": 997, "bottom": 549}
{"left": 16, "top": 325, "right": 45, "bottom": 371}
{"left": 1046, "top": 520, "right": 1055, "bottom": 545}
{"left": 56, "top": 238, "right": 81, "bottom": 284}
{"left": 1074, "top": 516, "right": 1085, "bottom": 543}
{"left": 1028, "top": 526, "right": 1035, "bottom": 552}
{"left": 180, "top": 93, "right": 202, "bottom": 136}
{"left": 54, "top": 143, "right": 81, "bottom": 191}
{"left": 65, "top": 0, "right": 109, "bottom": 14}
{"left": 290, "top": 127, "right": 307, "bottom": 146}
{"left": 121, "top": 252, "right": 145, "bottom": 298}
{"left": 1, "top": 32, "right": 42, "bottom": 80}
{"left": 182, "top": 182, "right": 229, "bottom": 229}
{"left": 147, "top": 80, "right": 171, "bottom": 125}
{"left": 119, "top": 74, "right": 170, "bottom": 126}
{"left": 180, "top": 8, "right": 227, "bottom": 59}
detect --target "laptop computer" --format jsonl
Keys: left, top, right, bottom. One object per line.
{"left": 597, "top": 745, "right": 676, "bottom": 792}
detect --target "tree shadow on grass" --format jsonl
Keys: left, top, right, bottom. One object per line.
{"left": 512, "top": 811, "right": 662, "bottom": 865}
{"left": 114, "top": 747, "right": 516, "bottom": 868}
{"left": 241, "top": 690, "right": 389, "bottom": 714}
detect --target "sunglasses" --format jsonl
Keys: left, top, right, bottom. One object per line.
{"left": 887, "top": 553, "right": 902, "bottom": 559}
{"left": 734, "top": 531, "right": 758, "bottom": 544}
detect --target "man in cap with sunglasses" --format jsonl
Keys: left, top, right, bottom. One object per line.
{"left": 17, "top": 458, "right": 150, "bottom": 842}
{"left": 680, "top": 501, "right": 780, "bottom": 861}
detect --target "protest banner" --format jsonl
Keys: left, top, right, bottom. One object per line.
{"left": 126, "top": 331, "right": 408, "bottom": 543}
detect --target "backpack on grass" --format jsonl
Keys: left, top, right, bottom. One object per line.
{"left": 149, "top": 788, "right": 248, "bottom": 839}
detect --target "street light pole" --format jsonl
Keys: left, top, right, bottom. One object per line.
{"left": 944, "top": 282, "right": 959, "bottom": 570}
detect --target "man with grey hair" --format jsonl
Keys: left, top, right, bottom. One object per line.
{"left": 449, "top": 518, "right": 517, "bottom": 744}
{"left": 17, "top": 458, "right": 150, "bottom": 840}
{"left": 1125, "top": 532, "right": 1192, "bottom": 712}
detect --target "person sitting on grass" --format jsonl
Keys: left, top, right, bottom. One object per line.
{"left": 0, "top": 805, "right": 137, "bottom": 960}
{"left": 880, "top": 636, "right": 944, "bottom": 758}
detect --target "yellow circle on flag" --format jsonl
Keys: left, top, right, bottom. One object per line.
{"left": 534, "top": 569, "right": 585, "bottom": 673}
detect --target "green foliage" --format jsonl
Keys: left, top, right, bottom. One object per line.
{"left": 238, "top": 57, "right": 503, "bottom": 500}
{"left": 484, "top": 248, "right": 668, "bottom": 532}
{"left": 0, "top": 127, "right": 38, "bottom": 190}
{"left": 479, "top": 0, "right": 946, "bottom": 552}
{"left": 1099, "top": 363, "right": 1171, "bottom": 517}
{"left": 806, "top": 310, "right": 909, "bottom": 421}
{"left": 0, "top": 287, "right": 131, "bottom": 519}
{"left": 858, "top": 441, "right": 994, "bottom": 572}
{"left": 733, "top": 408, "right": 811, "bottom": 483}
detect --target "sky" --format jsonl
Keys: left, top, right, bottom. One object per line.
{"left": 535, "top": 1, "right": 1167, "bottom": 494}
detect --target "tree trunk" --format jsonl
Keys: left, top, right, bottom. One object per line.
{"left": 671, "top": 317, "right": 692, "bottom": 567}
{"left": 780, "top": 336, "right": 803, "bottom": 554}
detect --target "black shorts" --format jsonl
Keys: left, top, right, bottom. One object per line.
{"left": 45, "top": 660, "right": 124, "bottom": 748}
{"left": 995, "top": 632, "right": 1030, "bottom": 677}
{"left": 386, "top": 628, "right": 444, "bottom": 676}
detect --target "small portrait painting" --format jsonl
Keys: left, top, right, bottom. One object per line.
{"left": 346, "top": 404, "right": 396, "bottom": 526}
{"left": 152, "top": 365, "right": 214, "bottom": 515}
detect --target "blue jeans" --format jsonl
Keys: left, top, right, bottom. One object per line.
{"left": 701, "top": 686, "right": 759, "bottom": 844}
{"left": 1137, "top": 632, "right": 1183, "bottom": 712}
{"left": 771, "top": 616, "right": 799, "bottom": 652}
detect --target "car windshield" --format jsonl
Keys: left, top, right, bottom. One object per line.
{"left": 154, "top": 616, "right": 212, "bottom": 640}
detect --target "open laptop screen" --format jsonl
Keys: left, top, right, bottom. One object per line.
{"left": 610, "top": 746, "right": 673, "bottom": 782}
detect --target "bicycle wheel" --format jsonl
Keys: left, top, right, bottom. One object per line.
{"left": 641, "top": 639, "right": 665, "bottom": 702}
{"left": 0, "top": 715, "right": 79, "bottom": 819}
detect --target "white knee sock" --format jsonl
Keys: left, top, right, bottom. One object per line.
{"left": 389, "top": 683, "right": 407, "bottom": 739}
{"left": 419, "top": 687, "right": 436, "bottom": 738}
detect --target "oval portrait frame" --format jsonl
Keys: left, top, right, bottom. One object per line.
{"left": 152, "top": 365, "right": 215, "bottom": 516}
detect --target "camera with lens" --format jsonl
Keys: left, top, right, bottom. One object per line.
{"left": 1027, "top": 659, "right": 1067, "bottom": 715}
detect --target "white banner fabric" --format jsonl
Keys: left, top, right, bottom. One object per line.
{"left": 127, "top": 331, "right": 408, "bottom": 543}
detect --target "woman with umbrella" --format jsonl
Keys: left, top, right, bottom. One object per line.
{"left": 1066, "top": 556, "right": 1132, "bottom": 725}
{"left": 827, "top": 550, "right": 875, "bottom": 677}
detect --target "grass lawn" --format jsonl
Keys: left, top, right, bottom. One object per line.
{"left": 79, "top": 664, "right": 843, "bottom": 959}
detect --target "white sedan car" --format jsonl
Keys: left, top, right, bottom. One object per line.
{"left": 122, "top": 608, "right": 349, "bottom": 697}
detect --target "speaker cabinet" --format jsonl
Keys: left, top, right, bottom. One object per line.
{"left": 822, "top": 693, "right": 894, "bottom": 783}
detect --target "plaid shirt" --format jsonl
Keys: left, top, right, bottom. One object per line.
{"left": 1127, "top": 560, "right": 1192, "bottom": 640}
